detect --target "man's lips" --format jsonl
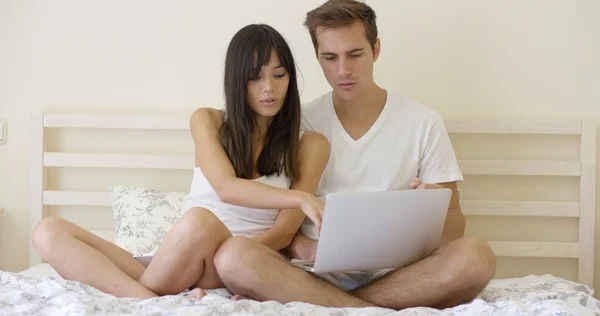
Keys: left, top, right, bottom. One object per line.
{"left": 338, "top": 81, "right": 356, "bottom": 89}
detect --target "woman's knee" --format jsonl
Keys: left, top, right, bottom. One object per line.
{"left": 31, "top": 217, "right": 69, "bottom": 253}
{"left": 174, "top": 208, "right": 232, "bottom": 246}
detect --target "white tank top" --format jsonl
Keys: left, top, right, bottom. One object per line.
{"left": 182, "top": 132, "right": 303, "bottom": 238}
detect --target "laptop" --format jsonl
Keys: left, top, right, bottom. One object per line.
{"left": 291, "top": 188, "right": 452, "bottom": 273}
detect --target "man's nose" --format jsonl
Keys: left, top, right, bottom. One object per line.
{"left": 338, "top": 58, "right": 352, "bottom": 76}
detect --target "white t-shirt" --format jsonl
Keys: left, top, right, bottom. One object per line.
{"left": 300, "top": 91, "right": 463, "bottom": 239}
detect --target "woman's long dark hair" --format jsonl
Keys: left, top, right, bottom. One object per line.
{"left": 221, "top": 24, "right": 301, "bottom": 181}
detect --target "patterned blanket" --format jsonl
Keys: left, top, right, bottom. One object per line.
{"left": 1, "top": 271, "right": 599, "bottom": 315}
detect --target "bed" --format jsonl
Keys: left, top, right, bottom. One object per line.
{"left": 0, "top": 113, "right": 598, "bottom": 315}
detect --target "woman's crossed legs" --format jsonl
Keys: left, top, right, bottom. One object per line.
{"left": 31, "top": 207, "right": 231, "bottom": 298}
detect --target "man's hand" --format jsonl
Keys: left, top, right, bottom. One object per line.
{"left": 288, "top": 232, "right": 318, "bottom": 261}
{"left": 411, "top": 177, "right": 443, "bottom": 190}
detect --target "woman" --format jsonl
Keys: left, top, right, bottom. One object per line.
{"left": 31, "top": 24, "right": 330, "bottom": 299}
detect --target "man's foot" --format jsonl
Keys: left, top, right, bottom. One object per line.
{"left": 188, "top": 287, "right": 207, "bottom": 299}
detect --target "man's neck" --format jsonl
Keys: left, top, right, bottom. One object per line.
{"left": 333, "top": 85, "right": 387, "bottom": 121}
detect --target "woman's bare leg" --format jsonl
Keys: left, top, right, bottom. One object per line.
{"left": 138, "top": 207, "right": 232, "bottom": 296}
{"left": 32, "top": 217, "right": 157, "bottom": 298}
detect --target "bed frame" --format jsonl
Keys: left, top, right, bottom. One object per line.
{"left": 28, "top": 113, "right": 597, "bottom": 287}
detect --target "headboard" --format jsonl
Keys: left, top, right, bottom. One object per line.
{"left": 29, "top": 113, "right": 597, "bottom": 287}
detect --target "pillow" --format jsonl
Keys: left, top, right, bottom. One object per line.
{"left": 109, "top": 185, "right": 186, "bottom": 256}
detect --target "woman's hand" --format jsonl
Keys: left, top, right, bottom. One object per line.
{"left": 298, "top": 192, "right": 325, "bottom": 234}
{"left": 251, "top": 132, "right": 330, "bottom": 252}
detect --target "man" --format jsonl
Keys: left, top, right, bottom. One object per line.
{"left": 213, "top": 0, "right": 496, "bottom": 310}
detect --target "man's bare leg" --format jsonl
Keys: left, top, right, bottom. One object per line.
{"left": 214, "top": 236, "right": 376, "bottom": 308}
{"left": 350, "top": 236, "right": 496, "bottom": 310}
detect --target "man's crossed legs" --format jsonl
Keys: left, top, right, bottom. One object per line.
{"left": 213, "top": 236, "right": 496, "bottom": 310}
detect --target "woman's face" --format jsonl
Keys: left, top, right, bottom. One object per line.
{"left": 246, "top": 49, "right": 290, "bottom": 121}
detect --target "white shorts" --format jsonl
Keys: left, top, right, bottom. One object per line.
{"left": 313, "top": 268, "right": 396, "bottom": 292}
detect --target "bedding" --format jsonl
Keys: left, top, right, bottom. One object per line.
{"left": 109, "top": 185, "right": 186, "bottom": 256}
{"left": 2, "top": 267, "right": 599, "bottom": 315}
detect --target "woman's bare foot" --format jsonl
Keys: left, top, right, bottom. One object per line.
{"left": 231, "top": 294, "right": 250, "bottom": 301}
{"left": 188, "top": 287, "right": 207, "bottom": 299}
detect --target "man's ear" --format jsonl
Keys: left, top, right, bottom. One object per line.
{"left": 373, "top": 38, "right": 381, "bottom": 62}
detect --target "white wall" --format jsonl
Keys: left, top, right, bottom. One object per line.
{"left": 1, "top": 0, "right": 599, "bottom": 291}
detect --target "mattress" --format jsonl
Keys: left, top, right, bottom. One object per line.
{"left": 1, "top": 265, "right": 599, "bottom": 315}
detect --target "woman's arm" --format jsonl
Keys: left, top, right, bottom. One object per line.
{"left": 190, "top": 108, "right": 324, "bottom": 226}
{"left": 253, "top": 131, "right": 331, "bottom": 251}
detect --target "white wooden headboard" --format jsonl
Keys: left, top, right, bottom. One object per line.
{"left": 29, "top": 113, "right": 597, "bottom": 287}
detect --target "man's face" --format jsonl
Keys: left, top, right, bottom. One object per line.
{"left": 315, "top": 21, "right": 380, "bottom": 103}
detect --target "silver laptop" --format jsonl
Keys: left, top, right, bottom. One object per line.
{"left": 292, "top": 188, "right": 452, "bottom": 273}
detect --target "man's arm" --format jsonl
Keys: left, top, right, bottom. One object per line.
{"left": 437, "top": 181, "right": 465, "bottom": 245}
{"left": 285, "top": 230, "right": 318, "bottom": 261}
{"left": 415, "top": 114, "right": 465, "bottom": 245}
{"left": 252, "top": 131, "right": 330, "bottom": 252}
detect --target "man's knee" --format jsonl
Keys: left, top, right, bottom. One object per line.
{"left": 450, "top": 236, "right": 496, "bottom": 286}
{"left": 431, "top": 237, "right": 496, "bottom": 307}
{"left": 213, "top": 236, "right": 264, "bottom": 288}
{"left": 214, "top": 237, "right": 256, "bottom": 274}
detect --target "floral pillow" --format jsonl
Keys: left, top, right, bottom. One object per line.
{"left": 108, "top": 185, "right": 186, "bottom": 256}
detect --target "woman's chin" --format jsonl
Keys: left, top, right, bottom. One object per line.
{"left": 256, "top": 108, "right": 282, "bottom": 119}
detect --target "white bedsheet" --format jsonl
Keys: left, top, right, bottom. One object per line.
{"left": 2, "top": 267, "right": 599, "bottom": 315}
